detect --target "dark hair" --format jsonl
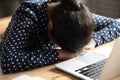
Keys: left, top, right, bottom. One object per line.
{"left": 50, "top": 0, "right": 94, "bottom": 53}
{"left": 50, "top": 0, "right": 60, "bottom": 2}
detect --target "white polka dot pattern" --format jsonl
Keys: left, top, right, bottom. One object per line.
{"left": 0, "top": 0, "right": 60, "bottom": 74}
{"left": 92, "top": 13, "right": 120, "bottom": 46}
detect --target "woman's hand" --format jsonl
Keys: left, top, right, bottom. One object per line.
{"left": 81, "top": 39, "right": 96, "bottom": 54}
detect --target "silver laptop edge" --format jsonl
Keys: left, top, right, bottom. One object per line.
{"left": 55, "top": 37, "right": 120, "bottom": 80}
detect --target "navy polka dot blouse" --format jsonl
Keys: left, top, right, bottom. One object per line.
{"left": 0, "top": 0, "right": 120, "bottom": 73}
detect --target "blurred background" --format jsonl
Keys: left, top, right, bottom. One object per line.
{"left": 86, "top": 0, "right": 120, "bottom": 18}
{"left": 0, "top": 0, "right": 120, "bottom": 19}
{"left": 0, "top": 0, "right": 25, "bottom": 18}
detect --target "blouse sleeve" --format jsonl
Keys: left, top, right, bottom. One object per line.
{"left": 92, "top": 13, "right": 120, "bottom": 46}
{"left": 0, "top": 1, "right": 60, "bottom": 74}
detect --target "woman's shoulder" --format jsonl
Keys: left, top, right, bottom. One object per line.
{"left": 14, "top": 0, "right": 51, "bottom": 18}
{"left": 21, "top": 0, "right": 50, "bottom": 7}
{"left": 17, "top": 0, "right": 50, "bottom": 15}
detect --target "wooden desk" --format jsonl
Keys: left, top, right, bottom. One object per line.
{"left": 0, "top": 16, "right": 11, "bottom": 37}
{"left": 0, "top": 18, "right": 120, "bottom": 80}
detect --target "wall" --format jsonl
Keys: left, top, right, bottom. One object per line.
{"left": 0, "top": 0, "right": 120, "bottom": 18}
{"left": 0, "top": 0, "right": 25, "bottom": 18}
{"left": 86, "top": 0, "right": 120, "bottom": 18}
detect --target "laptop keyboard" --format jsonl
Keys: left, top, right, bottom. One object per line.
{"left": 75, "top": 59, "right": 106, "bottom": 80}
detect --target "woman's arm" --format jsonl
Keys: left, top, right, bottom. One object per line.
{"left": 92, "top": 13, "right": 120, "bottom": 46}
{"left": 0, "top": 1, "right": 60, "bottom": 74}
{"left": 81, "top": 14, "right": 120, "bottom": 53}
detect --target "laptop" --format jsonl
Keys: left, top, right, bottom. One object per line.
{"left": 55, "top": 37, "right": 120, "bottom": 80}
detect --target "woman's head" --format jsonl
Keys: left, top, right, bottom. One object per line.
{"left": 50, "top": 0, "right": 94, "bottom": 53}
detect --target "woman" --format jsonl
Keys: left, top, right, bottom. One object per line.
{"left": 0, "top": 0, "right": 120, "bottom": 74}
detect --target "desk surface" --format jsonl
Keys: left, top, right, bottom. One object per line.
{"left": 0, "top": 18, "right": 120, "bottom": 80}
{"left": 0, "top": 17, "right": 11, "bottom": 37}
